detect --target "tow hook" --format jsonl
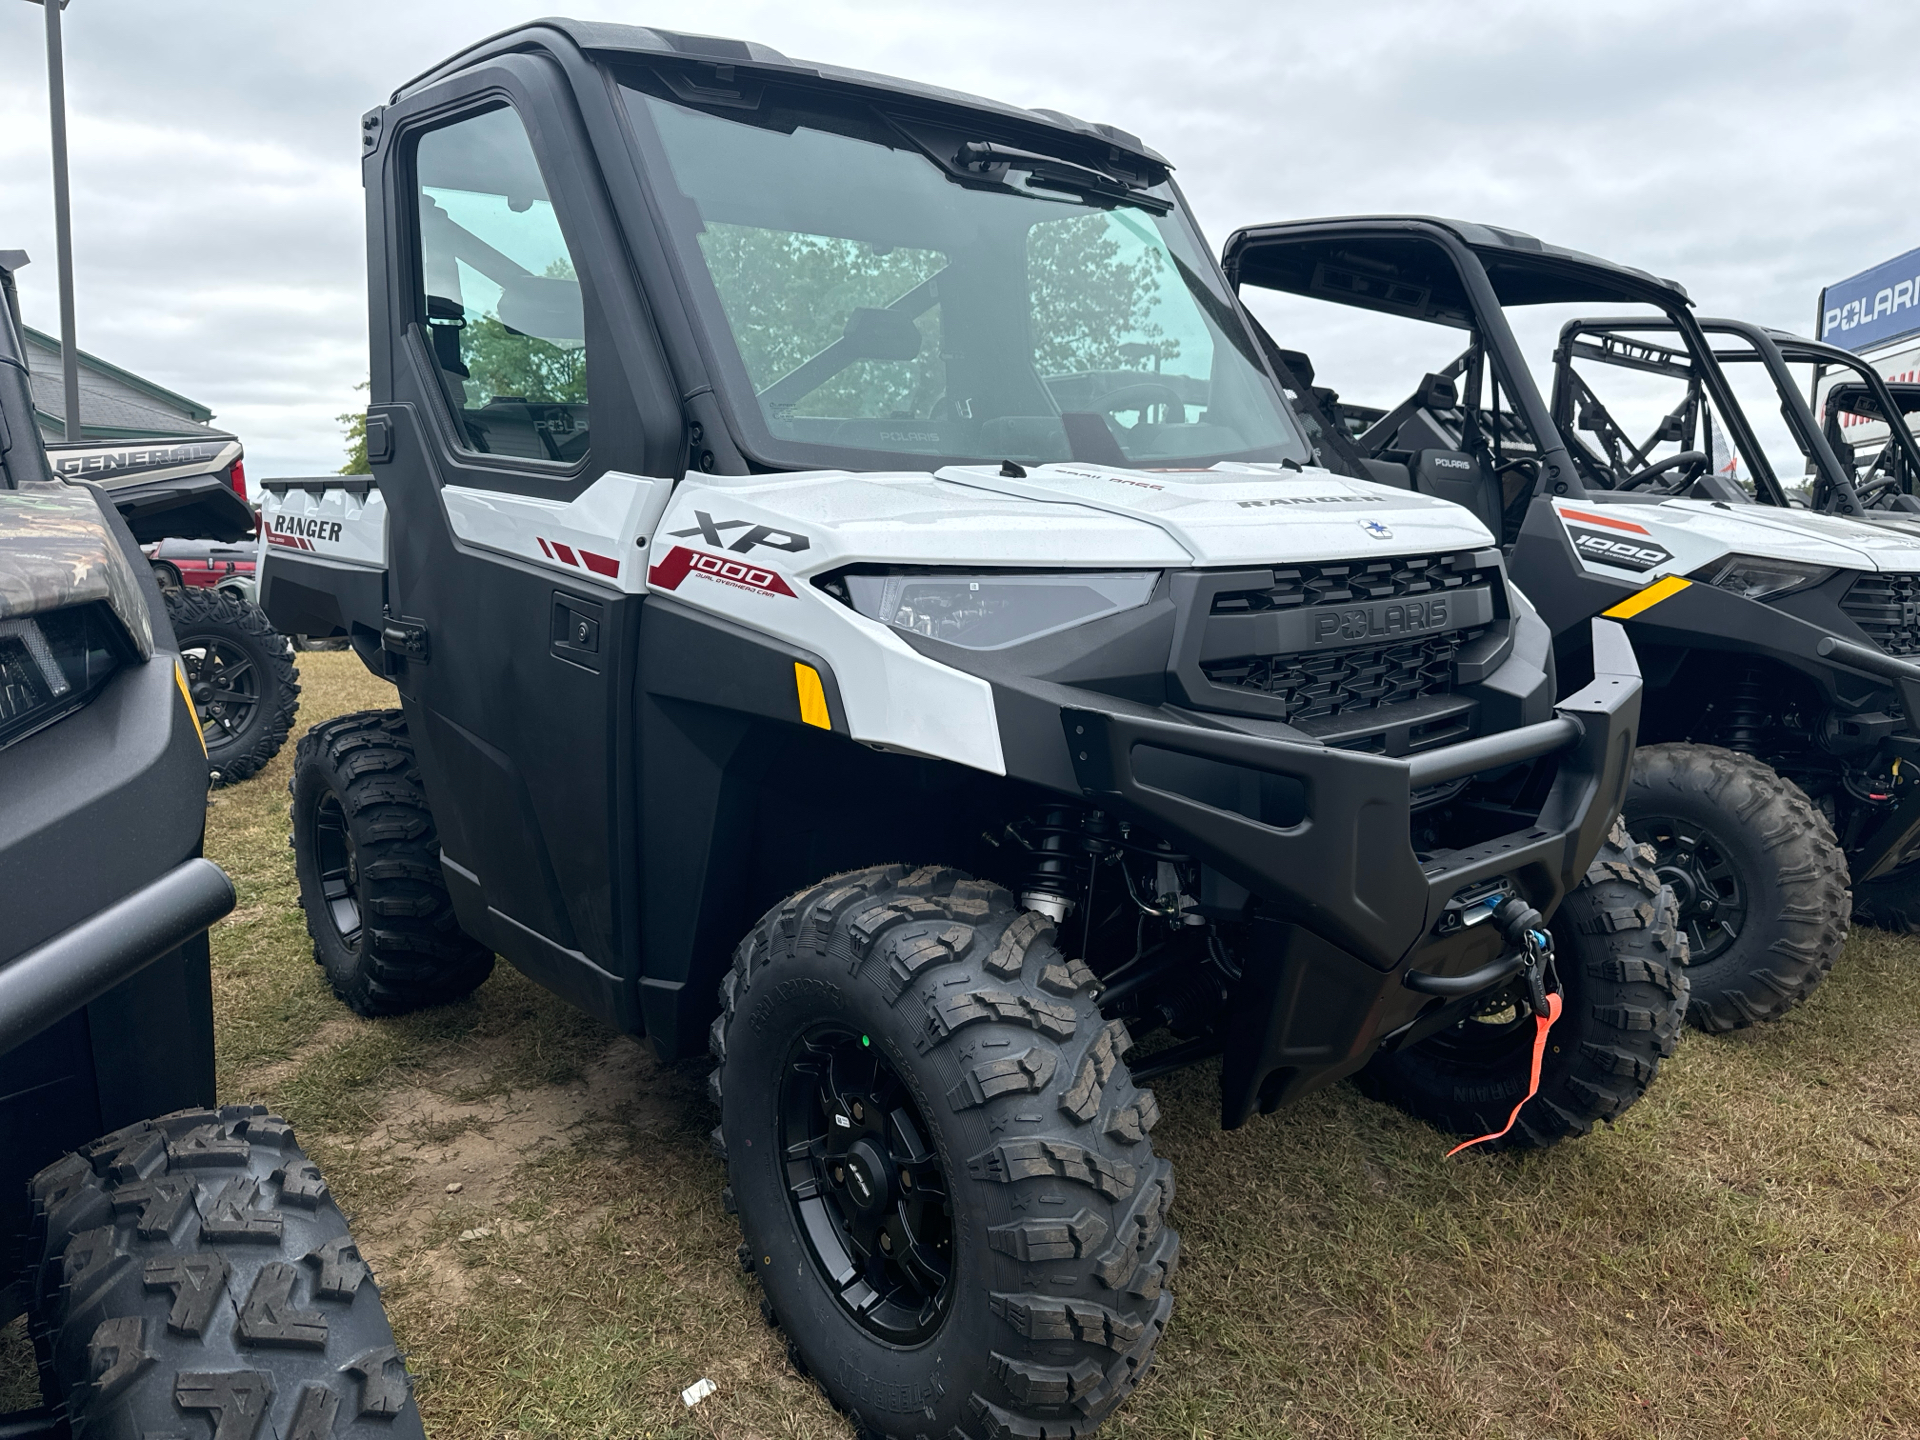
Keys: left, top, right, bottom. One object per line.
{"left": 1444, "top": 897, "right": 1566, "bottom": 1157}
{"left": 1489, "top": 895, "right": 1560, "bottom": 1018}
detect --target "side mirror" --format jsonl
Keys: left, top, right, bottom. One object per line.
{"left": 841, "top": 307, "right": 923, "bottom": 362}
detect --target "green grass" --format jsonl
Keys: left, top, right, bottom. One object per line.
{"left": 7, "top": 648, "right": 1920, "bottom": 1437}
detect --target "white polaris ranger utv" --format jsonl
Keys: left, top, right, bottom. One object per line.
{"left": 261, "top": 24, "right": 1684, "bottom": 1437}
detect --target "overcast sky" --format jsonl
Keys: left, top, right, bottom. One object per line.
{"left": 3, "top": 0, "right": 1916, "bottom": 478}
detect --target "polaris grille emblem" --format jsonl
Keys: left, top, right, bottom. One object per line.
{"left": 1360, "top": 519, "right": 1394, "bottom": 540}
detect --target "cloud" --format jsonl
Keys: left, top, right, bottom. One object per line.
{"left": 2, "top": 0, "right": 1914, "bottom": 476}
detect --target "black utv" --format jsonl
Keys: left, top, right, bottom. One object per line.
{"left": 1, "top": 252, "right": 299, "bottom": 788}
{"left": 0, "top": 253, "right": 421, "bottom": 1439}
{"left": 264, "top": 24, "right": 1686, "bottom": 1438}
{"left": 1220, "top": 216, "right": 1920, "bottom": 1031}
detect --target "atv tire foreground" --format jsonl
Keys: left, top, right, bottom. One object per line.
{"left": 1356, "top": 820, "right": 1690, "bottom": 1145}
{"left": 712, "top": 865, "right": 1175, "bottom": 1440}
{"left": 27, "top": 1107, "right": 423, "bottom": 1440}
{"left": 166, "top": 586, "right": 300, "bottom": 787}
{"left": 291, "top": 709, "right": 493, "bottom": 1017}
{"left": 1622, "top": 746, "right": 1851, "bottom": 1032}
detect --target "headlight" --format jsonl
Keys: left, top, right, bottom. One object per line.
{"left": 0, "top": 603, "right": 130, "bottom": 753}
{"left": 1688, "top": 554, "right": 1834, "bottom": 601}
{"left": 834, "top": 570, "right": 1158, "bottom": 650}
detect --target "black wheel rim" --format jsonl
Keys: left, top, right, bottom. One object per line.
{"left": 1420, "top": 983, "right": 1538, "bottom": 1071}
{"left": 311, "top": 791, "right": 361, "bottom": 949}
{"left": 1630, "top": 815, "right": 1747, "bottom": 965}
{"left": 177, "top": 632, "right": 260, "bottom": 754}
{"left": 778, "top": 1027, "right": 954, "bottom": 1344}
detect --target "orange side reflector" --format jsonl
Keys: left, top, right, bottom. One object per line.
{"left": 1602, "top": 574, "right": 1691, "bottom": 620}
{"left": 1447, "top": 989, "right": 1562, "bottom": 1157}
{"left": 174, "top": 658, "right": 207, "bottom": 756}
{"left": 794, "top": 662, "right": 831, "bottom": 730}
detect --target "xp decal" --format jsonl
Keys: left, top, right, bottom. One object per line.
{"left": 669, "top": 511, "right": 812, "bottom": 555}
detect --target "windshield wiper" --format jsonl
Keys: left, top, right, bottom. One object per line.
{"left": 953, "top": 141, "right": 1171, "bottom": 214}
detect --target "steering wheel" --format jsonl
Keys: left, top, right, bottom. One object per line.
{"left": 1088, "top": 381, "right": 1190, "bottom": 423}
{"left": 1620, "top": 450, "right": 1709, "bottom": 493}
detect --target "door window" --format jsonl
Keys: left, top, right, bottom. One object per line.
{"left": 415, "top": 105, "right": 589, "bottom": 465}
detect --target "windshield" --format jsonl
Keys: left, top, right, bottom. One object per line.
{"left": 619, "top": 73, "right": 1309, "bottom": 474}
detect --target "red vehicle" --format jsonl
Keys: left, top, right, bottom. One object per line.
{"left": 143, "top": 534, "right": 258, "bottom": 599}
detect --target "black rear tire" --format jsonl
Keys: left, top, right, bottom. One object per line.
{"left": 1623, "top": 743, "right": 1849, "bottom": 1031}
{"left": 26, "top": 1106, "right": 425, "bottom": 1440}
{"left": 1355, "top": 820, "right": 1690, "bottom": 1149}
{"left": 712, "top": 865, "right": 1176, "bottom": 1440}
{"left": 165, "top": 587, "right": 300, "bottom": 788}
{"left": 290, "top": 709, "right": 493, "bottom": 1016}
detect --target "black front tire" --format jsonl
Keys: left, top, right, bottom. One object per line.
{"left": 1849, "top": 858, "right": 1920, "bottom": 932}
{"left": 1356, "top": 820, "right": 1690, "bottom": 1149}
{"left": 1623, "top": 744, "right": 1849, "bottom": 1031}
{"left": 166, "top": 587, "right": 300, "bottom": 788}
{"left": 26, "top": 1106, "right": 425, "bottom": 1440}
{"left": 290, "top": 709, "right": 493, "bottom": 1016}
{"left": 712, "top": 865, "right": 1176, "bottom": 1440}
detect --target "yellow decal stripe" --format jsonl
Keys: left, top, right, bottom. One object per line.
{"left": 1603, "top": 575, "right": 1692, "bottom": 620}
{"left": 174, "top": 658, "right": 207, "bottom": 755}
{"left": 794, "top": 662, "right": 831, "bottom": 730}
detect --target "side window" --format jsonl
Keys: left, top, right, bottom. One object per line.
{"left": 415, "top": 105, "right": 588, "bottom": 465}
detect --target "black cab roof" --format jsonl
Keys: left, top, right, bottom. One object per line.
{"left": 1224, "top": 215, "right": 1687, "bottom": 321}
{"left": 393, "top": 17, "right": 1166, "bottom": 171}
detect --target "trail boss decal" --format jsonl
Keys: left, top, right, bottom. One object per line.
{"left": 647, "top": 546, "right": 797, "bottom": 597}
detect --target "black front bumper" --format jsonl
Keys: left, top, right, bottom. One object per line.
{"left": 1061, "top": 618, "right": 1642, "bottom": 1126}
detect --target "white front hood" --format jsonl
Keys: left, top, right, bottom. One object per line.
{"left": 934, "top": 461, "right": 1497, "bottom": 565}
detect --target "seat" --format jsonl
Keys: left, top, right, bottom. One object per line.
{"left": 1412, "top": 448, "right": 1503, "bottom": 535}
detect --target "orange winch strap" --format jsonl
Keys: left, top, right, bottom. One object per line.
{"left": 1446, "top": 989, "right": 1563, "bottom": 1158}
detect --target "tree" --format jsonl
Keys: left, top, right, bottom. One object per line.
{"left": 1027, "top": 211, "right": 1174, "bottom": 379}
{"left": 337, "top": 380, "right": 369, "bottom": 474}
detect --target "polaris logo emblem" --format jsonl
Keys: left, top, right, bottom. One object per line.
{"left": 1314, "top": 598, "right": 1449, "bottom": 644}
{"left": 1569, "top": 528, "right": 1672, "bottom": 572}
{"left": 1430, "top": 457, "right": 1473, "bottom": 471}
{"left": 1360, "top": 519, "right": 1393, "bottom": 540}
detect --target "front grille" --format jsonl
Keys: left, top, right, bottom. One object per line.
{"left": 1209, "top": 551, "right": 1499, "bottom": 614}
{"left": 1202, "top": 627, "right": 1487, "bottom": 721}
{"left": 1842, "top": 572, "right": 1920, "bottom": 656}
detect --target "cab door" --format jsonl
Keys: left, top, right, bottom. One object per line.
{"left": 364, "top": 55, "right": 681, "bottom": 1028}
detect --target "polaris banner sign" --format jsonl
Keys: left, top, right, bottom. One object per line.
{"left": 1820, "top": 245, "right": 1920, "bottom": 354}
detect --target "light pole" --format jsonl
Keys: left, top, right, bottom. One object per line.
{"left": 26, "top": 0, "right": 80, "bottom": 442}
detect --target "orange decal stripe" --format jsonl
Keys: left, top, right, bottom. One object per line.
{"left": 1557, "top": 506, "right": 1651, "bottom": 535}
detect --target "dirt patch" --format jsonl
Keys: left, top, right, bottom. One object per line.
{"left": 351, "top": 1033, "right": 676, "bottom": 1243}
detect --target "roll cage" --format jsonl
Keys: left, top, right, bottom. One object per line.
{"left": 1550, "top": 318, "right": 1920, "bottom": 518}
{"left": 1220, "top": 216, "right": 1791, "bottom": 523}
